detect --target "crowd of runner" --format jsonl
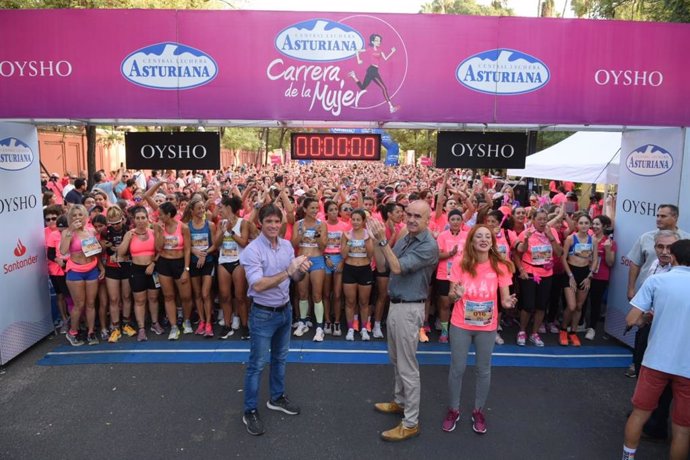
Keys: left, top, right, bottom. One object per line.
{"left": 41, "top": 163, "right": 616, "bottom": 347}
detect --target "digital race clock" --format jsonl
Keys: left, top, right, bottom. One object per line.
{"left": 290, "top": 133, "right": 381, "bottom": 161}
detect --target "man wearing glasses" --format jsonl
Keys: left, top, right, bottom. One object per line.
{"left": 367, "top": 200, "right": 439, "bottom": 442}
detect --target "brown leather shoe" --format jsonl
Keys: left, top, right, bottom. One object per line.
{"left": 374, "top": 401, "right": 404, "bottom": 415}
{"left": 380, "top": 422, "right": 420, "bottom": 442}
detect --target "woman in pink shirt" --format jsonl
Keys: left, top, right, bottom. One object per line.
{"left": 434, "top": 209, "right": 466, "bottom": 343}
{"left": 587, "top": 215, "right": 617, "bottom": 340}
{"left": 442, "top": 225, "right": 516, "bottom": 434}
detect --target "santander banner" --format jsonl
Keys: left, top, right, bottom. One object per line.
{"left": 0, "top": 122, "right": 52, "bottom": 365}
{"left": 0, "top": 10, "right": 689, "bottom": 125}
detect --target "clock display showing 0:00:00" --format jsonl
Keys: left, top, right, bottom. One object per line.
{"left": 290, "top": 133, "right": 381, "bottom": 160}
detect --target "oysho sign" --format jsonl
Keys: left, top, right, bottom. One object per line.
{"left": 436, "top": 131, "right": 528, "bottom": 169}
{"left": 125, "top": 132, "right": 220, "bottom": 170}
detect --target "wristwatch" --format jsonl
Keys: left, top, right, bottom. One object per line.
{"left": 185, "top": 266, "right": 190, "bottom": 272}
{"left": 378, "top": 239, "right": 388, "bottom": 247}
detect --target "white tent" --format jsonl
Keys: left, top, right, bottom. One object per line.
{"left": 507, "top": 131, "right": 621, "bottom": 184}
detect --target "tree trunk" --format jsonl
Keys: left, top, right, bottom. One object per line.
{"left": 86, "top": 124, "right": 96, "bottom": 190}
{"left": 263, "top": 128, "right": 270, "bottom": 165}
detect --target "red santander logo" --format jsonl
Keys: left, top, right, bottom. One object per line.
{"left": 14, "top": 239, "right": 27, "bottom": 257}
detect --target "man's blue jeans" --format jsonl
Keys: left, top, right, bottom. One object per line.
{"left": 243, "top": 303, "right": 292, "bottom": 413}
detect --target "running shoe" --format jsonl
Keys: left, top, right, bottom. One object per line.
{"left": 240, "top": 326, "right": 250, "bottom": 340}
{"left": 59, "top": 322, "right": 70, "bottom": 335}
{"left": 516, "top": 331, "right": 527, "bottom": 346}
{"left": 372, "top": 324, "right": 384, "bottom": 339}
{"left": 243, "top": 410, "right": 265, "bottom": 436}
{"left": 585, "top": 328, "right": 596, "bottom": 341}
{"left": 538, "top": 323, "right": 546, "bottom": 334}
{"left": 137, "top": 328, "right": 147, "bottom": 342}
{"left": 324, "top": 322, "right": 333, "bottom": 335}
{"left": 472, "top": 409, "right": 487, "bottom": 434}
{"left": 345, "top": 328, "right": 355, "bottom": 341}
{"left": 569, "top": 333, "right": 581, "bottom": 347}
{"left": 99, "top": 328, "right": 109, "bottom": 341}
{"left": 559, "top": 330, "right": 569, "bottom": 346}
{"left": 361, "top": 329, "right": 370, "bottom": 341}
{"left": 529, "top": 333, "right": 545, "bottom": 347}
{"left": 305, "top": 318, "right": 314, "bottom": 328}
{"left": 625, "top": 364, "right": 637, "bottom": 378}
{"left": 195, "top": 321, "right": 206, "bottom": 335}
{"left": 168, "top": 326, "right": 181, "bottom": 341}
{"left": 122, "top": 323, "right": 137, "bottom": 337}
{"left": 108, "top": 328, "right": 122, "bottom": 343}
{"left": 419, "top": 328, "right": 430, "bottom": 343}
{"left": 266, "top": 395, "right": 300, "bottom": 415}
{"left": 218, "top": 326, "right": 234, "bottom": 340}
{"left": 65, "top": 331, "right": 84, "bottom": 347}
{"left": 216, "top": 309, "right": 224, "bottom": 326}
{"left": 150, "top": 322, "right": 165, "bottom": 335}
{"left": 333, "top": 323, "right": 342, "bottom": 337}
{"left": 182, "top": 320, "right": 193, "bottom": 335}
{"left": 439, "top": 332, "right": 449, "bottom": 344}
{"left": 548, "top": 322, "right": 560, "bottom": 334}
{"left": 313, "top": 327, "right": 325, "bottom": 342}
{"left": 442, "top": 408, "right": 460, "bottom": 433}
{"left": 87, "top": 332, "right": 99, "bottom": 346}
{"left": 494, "top": 333, "right": 504, "bottom": 345}
{"left": 204, "top": 322, "right": 214, "bottom": 338}
{"left": 231, "top": 315, "right": 240, "bottom": 330}
{"left": 293, "top": 322, "right": 309, "bottom": 337}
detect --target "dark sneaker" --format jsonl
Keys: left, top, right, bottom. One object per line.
{"left": 243, "top": 410, "right": 265, "bottom": 436}
{"left": 266, "top": 395, "right": 300, "bottom": 415}
{"left": 218, "top": 326, "right": 234, "bottom": 340}
{"left": 87, "top": 332, "right": 99, "bottom": 346}
{"left": 240, "top": 326, "right": 250, "bottom": 341}
{"left": 65, "top": 332, "right": 84, "bottom": 347}
{"left": 472, "top": 409, "right": 487, "bottom": 434}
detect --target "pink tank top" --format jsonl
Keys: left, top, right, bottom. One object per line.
{"left": 163, "top": 222, "right": 184, "bottom": 251}
{"left": 130, "top": 229, "right": 156, "bottom": 257}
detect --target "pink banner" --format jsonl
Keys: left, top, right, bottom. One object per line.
{"left": 0, "top": 10, "right": 688, "bottom": 126}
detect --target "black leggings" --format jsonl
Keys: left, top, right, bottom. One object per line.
{"left": 357, "top": 66, "right": 391, "bottom": 104}
{"left": 588, "top": 279, "right": 608, "bottom": 329}
{"left": 546, "top": 273, "right": 567, "bottom": 323}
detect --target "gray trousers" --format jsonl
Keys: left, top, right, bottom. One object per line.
{"left": 448, "top": 325, "right": 496, "bottom": 411}
{"left": 387, "top": 301, "right": 424, "bottom": 428}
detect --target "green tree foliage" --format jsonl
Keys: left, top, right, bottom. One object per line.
{"left": 571, "top": 0, "right": 690, "bottom": 22}
{"left": 420, "top": 0, "right": 513, "bottom": 15}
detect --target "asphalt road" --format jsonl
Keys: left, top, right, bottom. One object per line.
{"left": 0, "top": 333, "right": 670, "bottom": 460}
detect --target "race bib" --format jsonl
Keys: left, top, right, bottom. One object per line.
{"left": 191, "top": 233, "right": 209, "bottom": 251}
{"left": 81, "top": 237, "right": 102, "bottom": 257}
{"left": 221, "top": 236, "right": 239, "bottom": 258}
{"left": 348, "top": 239, "right": 366, "bottom": 257}
{"left": 163, "top": 235, "right": 179, "bottom": 250}
{"left": 531, "top": 244, "right": 552, "bottom": 266}
{"left": 464, "top": 300, "right": 494, "bottom": 327}
{"left": 301, "top": 228, "right": 318, "bottom": 248}
{"left": 326, "top": 231, "right": 341, "bottom": 251}
{"left": 446, "top": 260, "right": 453, "bottom": 280}
{"left": 573, "top": 243, "right": 592, "bottom": 259}
{"left": 497, "top": 244, "right": 508, "bottom": 257}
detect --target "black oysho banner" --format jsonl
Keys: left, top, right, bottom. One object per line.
{"left": 436, "top": 131, "right": 527, "bottom": 169}
{"left": 125, "top": 132, "right": 220, "bottom": 170}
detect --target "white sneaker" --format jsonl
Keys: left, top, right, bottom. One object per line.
{"left": 324, "top": 323, "right": 333, "bottom": 335}
{"left": 495, "top": 333, "right": 504, "bottom": 345}
{"left": 345, "top": 328, "right": 355, "bottom": 341}
{"left": 361, "top": 329, "right": 370, "bottom": 341}
{"left": 372, "top": 324, "right": 384, "bottom": 339}
{"left": 306, "top": 319, "right": 313, "bottom": 328}
{"left": 231, "top": 315, "right": 240, "bottom": 330}
{"left": 168, "top": 326, "right": 180, "bottom": 341}
{"left": 313, "top": 327, "right": 325, "bottom": 342}
{"left": 182, "top": 320, "right": 193, "bottom": 334}
{"left": 217, "top": 310, "right": 225, "bottom": 326}
{"left": 585, "top": 328, "right": 596, "bottom": 341}
{"left": 293, "top": 322, "right": 309, "bottom": 337}
{"left": 333, "top": 324, "right": 342, "bottom": 337}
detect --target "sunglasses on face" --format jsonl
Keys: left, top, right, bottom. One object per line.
{"left": 108, "top": 220, "right": 123, "bottom": 225}
{"left": 45, "top": 217, "right": 57, "bottom": 221}
{"left": 342, "top": 207, "right": 352, "bottom": 212}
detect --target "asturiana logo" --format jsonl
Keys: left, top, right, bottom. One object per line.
{"left": 275, "top": 19, "right": 365, "bottom": 62}
{"left": 626, "top": 144, "right": 674, "bottom": 177}
{"left": 0, "top": 137, "right": 34, "bottom": 171}
{"left": 456, "top": 49, "right": 550, "bottom": 95}
{"left": 121, "top": 42, "right": 218, "bottom": 90}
